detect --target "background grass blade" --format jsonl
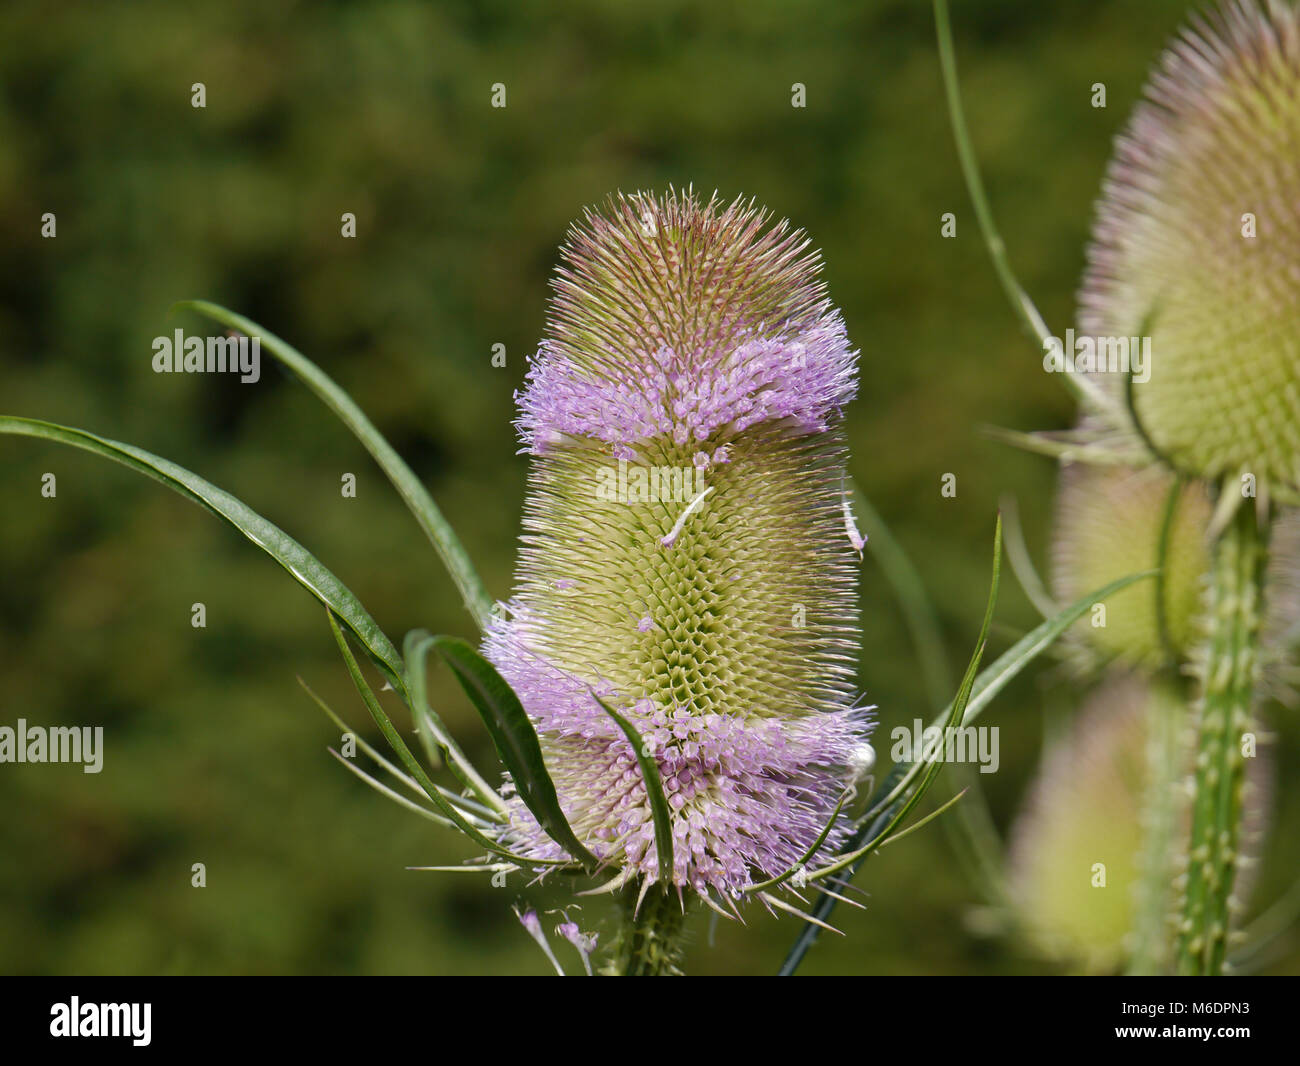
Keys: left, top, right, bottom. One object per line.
{"left": 779, "top": 553, "right": 1157, "bottom": 974}
{"left": 429, "top": 636, "right": 599, "bottom": 870}
{"left": 0, "top": 415, "right": 405, "bottom": 693}
{"left": 175, "top": 300, "right": 495, "bottom": 632}
{"left": 593, "top": 694, "right": 675, "bottom": 887}
{"left": 848, "top": 478, "right": 953, "bottom": 709}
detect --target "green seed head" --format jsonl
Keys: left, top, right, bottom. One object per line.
{"left": 1079, "top": 0, "right": 1300, "bottom": 487}
{"left": 1008, "top": 677, "right": 1162, "bottom": 972}
{"left": 1052, "top": 461, "right": 1210, "bottom": 668}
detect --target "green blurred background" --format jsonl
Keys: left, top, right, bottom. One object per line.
{"left": 1, "top": 0, "right": 1296, "bottom": 975}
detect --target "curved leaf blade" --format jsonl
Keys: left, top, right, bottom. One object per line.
{"left": 592, "top": 694, "right": 675, "bottom": 887}
{"left": 779, "top": 545, "right": 1157, "bottom": 974}
{"left": 175, "top": 300, "right": 495, "bottom": 632}
{"left": 0, "top": 415, "right": 405, "bottom": 693}
{"left": 429, "top": 636, "right": 599, "bottom": 870}
{"left": 326, "top": 613, "right": 567, "bottom": 869}
{"left": 403, "top": 629, "right": 508, "bottom": 815}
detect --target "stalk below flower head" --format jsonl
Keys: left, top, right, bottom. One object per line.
{"left": 485, "top": 188, "right": 870, "bottom": 900}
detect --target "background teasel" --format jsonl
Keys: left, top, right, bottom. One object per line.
{"left": 942, "top": 0, "right": 1300, "bottom": 974}
{"left": 1006, "top": 675, "right": 1273, "bottom": 974}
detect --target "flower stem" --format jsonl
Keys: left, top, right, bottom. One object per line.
{"left": 1128, "top": 675, "right": 1185, "bottom": 975}
{"left": 613, "top": 884, "right": 687, "bottom": 976}
{"left": 1175, "top": 496, "right": 1268, "bottom": 975}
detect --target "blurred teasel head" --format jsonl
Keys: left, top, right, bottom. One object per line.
{"left": 1006, "top": 675, "right": 1272, "bottom": 974}
{"left": 485, "top": 188, "right": 870, "bottom": 902}
{"left": 1051, "top": 461, "right": 1211, "bottom": 669}
{"left": 1051, "top": 454, "right": 1300, "bottom": 675}
{"left": 1007, "top": 676, "right": 1167, "bottom": 973}
{"left": 1078, "top": 0, "right": 1300, "bottom": 489}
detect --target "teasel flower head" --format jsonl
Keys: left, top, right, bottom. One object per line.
{"left": 1051, "top": 461, "right": 1211, "bottom": 669}
{"left": 1007, "top": 676, "right": 1164, "bottom": 973}
{"left": 1006, "top": 675, "right": 1272, "bottom": 973}
{"left": 1078, "top": 0, "right": 1300, "bottom": 488}
{"left": 1051, "top": 451, "right": 1300, "bottom": 677}
{"left": 484, "top": 189, "right": 869, "bottom": 901}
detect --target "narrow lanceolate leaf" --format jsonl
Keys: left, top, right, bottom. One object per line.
{"left": 593, "top": 695, "right": 675, "bottom": 886}
{"left": 175, "top": 299, "right": 495, "bottom": 631}
{"left": 403, "top": 630, "right": 508, "bottom": 815}
{"left": 932, "top": 0, "right": 1113, "bottom": 417}
{"left": 747, "top": 788, "right": 852, "bottom": 893}
{"left": 325, "top": 612, "right": 570, "bottom": 870}
{"left": 806, "top": 514, "right": 1003, "bottom": 883}
{"left": 777, "top": 520, "right": 1000, "bottom": 978}
{"left": 777, "top": 764, "right": 908, "bottom": 976}
{"left": 780, "top": 562, "right": 1157, "bottom": 975}
{"left": 863, "top": 567, "right": 1156, "bottom": 823}
{"left": 0, "top": 416, "right": 405, "bottom": 693}
{"left": 429, "top": 635, "right": 599, "bottom": 870}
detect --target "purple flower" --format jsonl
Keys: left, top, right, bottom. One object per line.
{"left": 487, "top": 189, "right": 871, "bottom": 903}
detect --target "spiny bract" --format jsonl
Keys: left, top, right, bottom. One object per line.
{"left": 485, "top": 189, "right": 869, "bottom": 900}
{"left": 1079, "top": 0, "right": 1300, "bottom": 488}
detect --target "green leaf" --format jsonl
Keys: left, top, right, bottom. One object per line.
{"left": 805, "top": 514, "right": 1002, "bottom": 883}
{"left": 861, "top": 574, "right": 1158, "bottom": 831}
{"left": 0, "top": 415, "right": 405, "bottom": 694}
{"left": 779, "top": 532, "right": 1157, "bottom": 974}
{"left": 427, "top": 635, "right": 599, "bottom": 870}
{"left": 299, "top": 675, "right": 503, "bottom": 824}
{"left": 325, "top": 613, "right": 568, "bottom": 870}
{"left": 402, "top": 630, "right": 508, "bottom": 815}
{"left": 747, "top": 788, "right": 852, "bottom": 893}
{"left": 174, "top": 300, "right": 495, "bottom": 632}
{"left": 592, "top": 694, "right": 675, "bottom": 887}
{"left": 854, "top": 478, "right": 1008, "bottom": 909}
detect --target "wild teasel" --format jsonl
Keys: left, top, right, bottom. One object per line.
{"left": 1050, "top": 454, "right": 1300, "bottom": 676}
{"left": 1007, "top": 676, "right": 1169, "bottom": 973}
{"left": 485, "top": 189, "right": 871, "bottom": 909}
{"left": 1078, "top": 0, "right": 1300, "bottom": 490}
{"left": 934, "top": 0, "right": 1300, "bottom": 975}
{"left": 1072, "top": 0, "right": 1300, "bottom": 974}
{"left": 1051, "top": 460, "right": 1211, "bottom": 669}
{"left": 0, "top": 190, "right": 1100, "bottom": 973}
{"left": 1006, "top": 674, "right": 1272, "bottom": 974}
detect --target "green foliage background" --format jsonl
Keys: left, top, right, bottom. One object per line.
{"left": 1, "top": 0, "right": 1296, "bottom": 975}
